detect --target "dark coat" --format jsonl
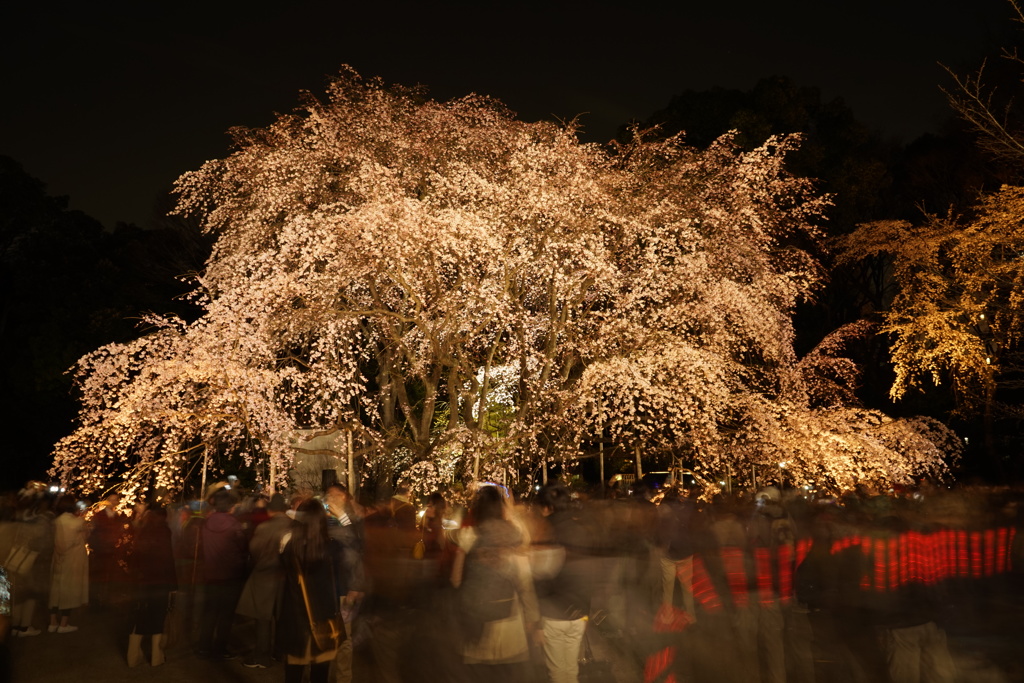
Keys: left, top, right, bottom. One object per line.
{"left": 236, "top": 513, "right": 291, "bottom": 620}
{"left": 201, "top": 511, "right": 247, "bottom": 584}
{"left": 278, "top": 538, "right": 343, "bottom": 658}
{"left": 129, "top": 513, "right": 176, "bottom": 587}
{"left": 128, "top": 511, "right": 177, "bottom": 635}
{"left": 657, "top": 497, "right": 697, "bottom": 560}
{"left": 327, "top": 516, "right": 365, "bottom": 596}
{"left": 536, "top": 509, "right": 594, "bottom": 620}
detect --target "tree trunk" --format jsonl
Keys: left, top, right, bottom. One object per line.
{"left": 984, "top": 379, "right": 1001, "bottom": 477}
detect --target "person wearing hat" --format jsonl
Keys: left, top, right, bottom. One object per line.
{"left": 236, "top": 493, "right": 291, "bottom": 668}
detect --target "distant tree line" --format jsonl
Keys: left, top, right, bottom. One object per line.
{"left": 0, "top": 156, "right": 210, "bottom": 488}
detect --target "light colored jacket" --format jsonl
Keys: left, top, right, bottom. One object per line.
{"left": 49, "top": 513, "right": 89, "bottom": 609}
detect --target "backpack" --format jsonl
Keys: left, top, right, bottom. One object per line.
{"left": 458, "top": 539, "right": 517, "bottom": 641}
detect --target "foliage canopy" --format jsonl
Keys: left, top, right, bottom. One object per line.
{"left": 51, "top": 70, "right": 958, "bottom": 500}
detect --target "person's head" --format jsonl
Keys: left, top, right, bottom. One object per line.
{"left": 143, "top": 503, "right": 167, "bottom": 525}
{"left": 325, "top": 484, "right": 354, "bottom": 518}
{"left": 471, "top": 485, "right": 505, "bottom": 524}
{"left": 267, "top": 493, "right": 289, "bottom": 515}
{"left": 538, "top": 483, "right": 571, "bottom": 515}
{"left": 298, "top": 497, "right": 328, "bottom": 525}
{"left": 392, "top": 484, "right": 411, "bottom": 505}
{"left": 325, "top": 483, "right": 351, "bottom": 505}
{"left": 211, "top": 487, "right": 239, "bottom": 513}
{"left": 54, "top": 495, "right": 78, "bottom": 516}
{"left": 291, "top": 498, "right": 330, "bottom": 564}
{"left": 428, "top": 491, "right": 446, "bottom": 512}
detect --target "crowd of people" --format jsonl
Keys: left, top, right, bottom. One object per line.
{"left": 0, "top": 476, "right": 1020, "bottom": 683}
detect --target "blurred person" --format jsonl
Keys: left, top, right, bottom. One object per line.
{"left": 420, "top": 491, "right": 447, "bottom": 556}
{"left": 48, "top": 496, "right": 89, "bottom": 633}
{"left": 655, "top": 487, "right": 697, "bottom": 620}
{"left": 325, "top": 484, "right": 363, "bottom": 571}
{"left": 535, "top": 483, "right": 595, "bottom": 683}
{"left": 389, "top": 485, "right": 416, "bottom": 537}
{"left": 196, "top": 487, "right": 246, "bottom": 660}
{"left": 419, "top": 491, "right": 454, "bottom": 586}
{"left": 173, "top": 498, "right": 206, "bottom": 638}
{"left": 451, "top": 484, "right": 540, "bottom": 683}
{"left": 794, "top": 511, "right": 874, "bottom": 683}
{"left": 324, "top": 484, "right": 364, "bottom": 683}
{"left": 0, "top": 565, "right": 12, "bottom": 682}
{"left": 90, "top": 492, "right": 128, "bottom": 607}
{"left": 246, "top": 494, "right": 272, "bottom": 530}
{"left": 236, "top": 493, "right": 291, "bottom": 669}
{"left": 747, "top": 487, "right": 812, "bottom": 683}
{"left": 706, "top": 497, "right": 758, "bottom": 683}
{"left": 2, "top": 489, "right": 52, "bottom": 637}
{"left": 871, "top": 515, "right": 956, "bottom": 683}
{"left": 0, "top": 498, "right": 17, "bottom": 625}
{"left": 126, "top": 502, "right": 176, "bottom": 667}
{"left": 581, "top": 495, "right": 628, "bottom": 639}
{"left": 626, "top": 481, "right": 661, "bottom": 630}
{"left": 0, "top": 494, "right": 17, "bottom": 547}
{"left": 278, "top": 498, "right": 344, "bottom": 683}
{"left": 354, "top": 489, "right": 418, "bottom": 683}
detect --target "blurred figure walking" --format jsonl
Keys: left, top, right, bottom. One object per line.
{"left": 278, "top": 499, "right": 344, "bottom": 683}
{"left": 126, "top": 502, "right": 176, "bottom": 667}
{"left": 535, "top": 483, "right": 595, "bottom": 683}
{"left": 196, "top": 487, "right": 246, "bottom": 660}
{"left": 452, "top": 484, "right": 540, "bottom": 683}
{"left": 236, "top": 493, "right": 291, "bottom": 669}
{"left": 48, "top": 496, "right": 88, "bottom": 633}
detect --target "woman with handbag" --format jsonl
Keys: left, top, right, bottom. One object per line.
{"left": 451, "top": 484, "right": 541, "bottom": 683}
{"left": 278, "top": 498, "right": 344, "bottom": 683}
{"left": 4, "top": 490, "right": 52, "bottom": 637}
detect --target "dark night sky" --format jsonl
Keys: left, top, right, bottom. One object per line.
{"left": 1, "top": 0, "right": 1015, "bottom": 228}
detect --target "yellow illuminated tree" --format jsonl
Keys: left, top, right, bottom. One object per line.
{"left": 838, "top": 186, "right": 1024, "bottom": 463}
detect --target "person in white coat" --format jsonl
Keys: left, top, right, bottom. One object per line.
{"left": 48, "top": 496, "right": 89, "bottom": 633}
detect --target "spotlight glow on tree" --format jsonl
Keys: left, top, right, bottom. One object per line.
{"left": 838, "top": 186, "right": 1024, "bottom": 462}
{"left": 51, "top": 69, "right": 958, "bottom": 499}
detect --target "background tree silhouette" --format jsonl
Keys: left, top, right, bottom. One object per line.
{"left": 0, "top": 157, "right": 207, "bottom": 489}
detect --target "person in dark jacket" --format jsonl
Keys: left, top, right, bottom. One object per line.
{"left": 197, "top": 487, "right": 247, "bottom": 660}
{"left": 278, "top": 498, "right": 343, "bottom": 683}
{"left": 535, "top": 483, "right": 595, "bottom": 683}
{"left": 90, "top": 493, "right": 128, "bottom": 607}
{"left": 126, "top": 503, "right": 176, "bottom": 667}
{"left": 236, "top": 493, "right": 292, "bottom": 668}
{"left": 656, "top": 487, "right": 697, "bottom": 618}
{"left": 325, "top": 484, "right": 364, "bottom": 683}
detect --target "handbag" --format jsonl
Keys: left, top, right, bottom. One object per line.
{"left": 5, "top": 527, "right": 39, "bottom": 577}
{"left": 578, "top": 625, "right": 614, "bottom": 683}
{"left": 294, "top": 556, "right": 342, "bottom": 652}
{"left": 163, "top": 590, "right": 187, "bottom": 650}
